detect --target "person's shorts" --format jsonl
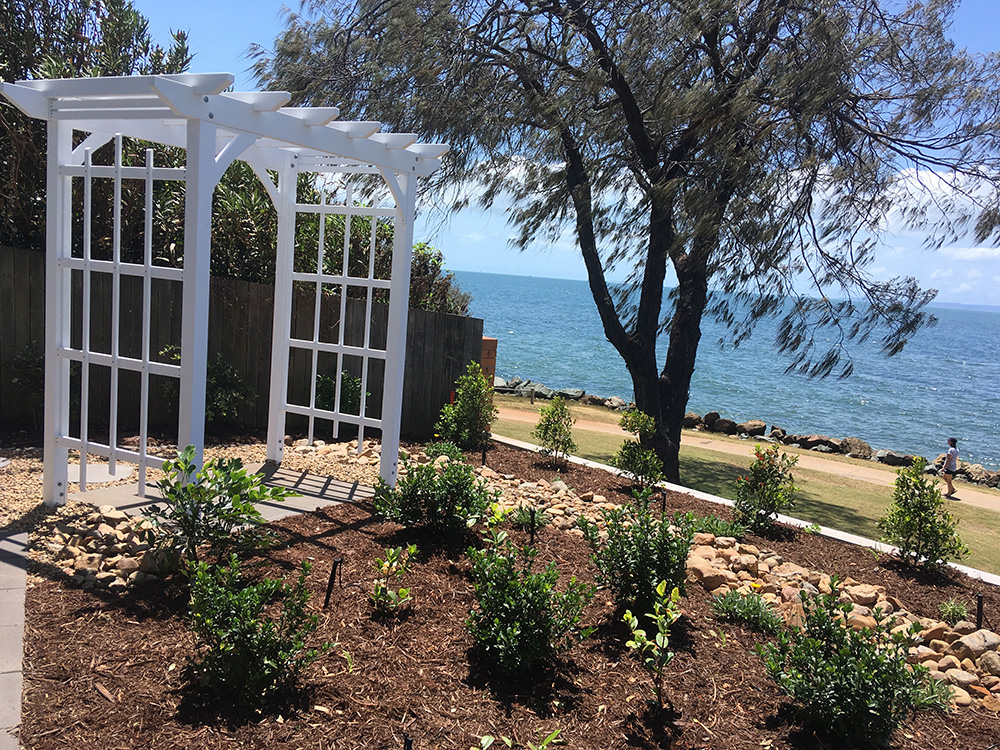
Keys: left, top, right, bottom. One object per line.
{"left": 942, "top": 469, "right": 954, "bottom": 476}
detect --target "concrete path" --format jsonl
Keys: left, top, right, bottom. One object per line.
{"left": 497, "top": 407, "right": 1000, "bottom": 514}
{"left": 0, "top": 467, "right": 372, "bottom": 750}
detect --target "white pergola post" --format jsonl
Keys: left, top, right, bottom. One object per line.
{"left": 379, "top": 172, "right": 417, "bottom": 486}
{"left": 177, "top": 119, "right": 217, "bottom": 466}
{"left": 266, "top": 162, "right": 298, "bottom": 463}
{"left": 41, "top": 121, "right": 73, "bottom": 506}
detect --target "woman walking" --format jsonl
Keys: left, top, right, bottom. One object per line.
{"left": 942, "top": 437, "right": 959, "bottom": 498}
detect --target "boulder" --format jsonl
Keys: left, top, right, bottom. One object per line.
{"left": 945, "top": 669, "right": 980, "bottom": 689}
{"left": 769, "top": 426, "right": 786, "bottom": 441}
{"left": 876, "top": 449, "right": 914, "bottom": 467}
{"left": 945, "top": 629, "right": 1000, "bottom": 661}
{"left": 687, "top": 558, "right": 729, "bottom": 591}
{"left": 979, "top": 651, "right": 1000, "bottom": 677}
{"left": 703, "top": 411, "right": 720, "bottom": 428}
{"left": 533, "top": 384, "right": 556, "bottom": 399}
{"left": 683, "top": 412, "right": 703, "bottom": 428}
{"left": 841, "top": 437, "right": 873, "bottom": 458}
{"left": 712, "top": 418, "right": 738, "bottom": 435}
{"left": 493, "top": 376, "right": 507, "bottom": 388}
{"left": 579, "top": 394, "right": 606, "bottom": 407}
{"left": 507, "top": 376, "right": 523, "bottom": 388}
{"left": 556, "top": 388, "right": 585, "bottom": 401}
{"left": 735, "top": 419, "right": 766, "bottom": 436}
{"left": 797, "top": 434, "right": 841, "bottom": 452}
{"left": 606, "top": 396, "right": 627, "bottom": 410}
{"left": 845, "top": 584, "right": 880, "bottom": 607}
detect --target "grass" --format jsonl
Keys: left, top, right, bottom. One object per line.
{"left": 492, "top": 414, "right": 1000, "bottom": 575}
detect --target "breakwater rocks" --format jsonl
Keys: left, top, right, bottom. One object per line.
{"left": 493, "top": 376, "right": 1000, "bottom": 489}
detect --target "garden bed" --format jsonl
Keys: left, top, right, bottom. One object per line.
{"left": 18, "top": 441, "right": 1000, "bottom": 749}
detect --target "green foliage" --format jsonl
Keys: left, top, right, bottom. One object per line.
{"left": 531, "top": 396, "right": 577, "bottom": 464}
{"left": 373, "top": 459, "right": 497, "bottom": 530}
{"left": 9, "top": 345, "right": 45, "bottom": 428}
{"left": 150, "top": 445, "right": 296, "bottom": 565}
{"left": 689, "top": 514, "right": 747, "bottom": 540}
{"left": 510, "top": 504, "right": 550, "bottom": 531}
{"left": 732, "top": 444, "right": 798, "bottom": 533}
{"left": 711, "top": 591, "right": 783, "bottom": 635}
{"left": 315, "top": 370, "right": 368, "bottom": 416}
{"left": 878, "top": 459, "right": 968, "bottom": 570}
{"left": 578, "top": 505, "right": 693, "bottom": 614}
{"left": 619, "top": 409, "right": 657, "bottom": 440}
{"left": 758, "top": 583, "right": 938, "bottom": 748}
{"left": 434, "top": 362, "right": 498, "bottom": 449}
{"left": 370, "top": 544, "right": 417, "bottom": 613}
{"left": 466, "top": 530, "right": 595, "bottom": 676}
{"left": 475, "top": 730, "right": 565, "bottom": 750}
{"left": 410, "top": 243, "right": 472, "bottom": 315}
{"left": 187, "top": 555, "right": 325, "bottom": 708}
{"left": 937, "top": 598, "right": 969, "bottom": 627}
{"left": 610, "top": 440, "right": 664, "bottom": 489}
{"left": 623, "top": 580, "right": 682, "bottom": 709}
{"left": 159, "top": 346, "right": 254, "bottom": 426}
{"left": 424, "top": 440, "right": 465, "bottom": 463}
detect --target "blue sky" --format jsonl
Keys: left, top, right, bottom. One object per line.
{"left": 135, "top": 0, "right": 1000, "bottom": 306}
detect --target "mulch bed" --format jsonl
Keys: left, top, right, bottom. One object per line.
{"left": 19, "top": 442, "right": 1000, "bottom": 749}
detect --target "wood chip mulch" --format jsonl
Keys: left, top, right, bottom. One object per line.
{"left": 18, "top": 441, "right": 1000, "bottom": 750}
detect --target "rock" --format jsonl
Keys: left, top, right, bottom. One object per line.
{"left": 579, "top": 394, "right": 606, "bottom": 406}
{"left": 978, "top": 650, "right": 1000, "bottom": 677}
{"left": 711, "top": 418, "right": 738, "bottom": 435}
{"left": 946, "top": 630, "right": 1000, "bottom": 661}
{"left": 687, "top": 558, "right": 728, "bottom": 591}
{"left": 876, "top": 449, "right": 913, "bottom": 467}
{"left": 556, "top": 388, "right": 585, "bottom": 400}
{"left": 606, "top": 396, "right": 627, "bottom": 410}
{"left": 953, "top": 621, "right": 978, "bottom": 635}
{"left": 73, "top": 553, "right": 102, "bottom": 573}
{"left": 845, "top": 584, "right": 880, "bottom": 607}
{"left": 683, "top": 412, "right": 702, "bottom": 428}
{"left": 702, "top": 411, "right": 720, "bottom": 428}
{"left": 949, "top": 686, "right": 973, "bottom": 707}
{"left": 735, "top": 420, "right": 766, "bottom": 436}
{"left": 493, "top": 376, "right": 507, "bottom": 388}
{"left": 549, "top": 480, "right": 569, "bottom": 493}
{"left": 769, "top": 426, "right": 786, "bottom": 440}
{"left": 920, "top": 623, "right": 949, "bottom": 643}
{"left": 945, "top": 669, "right": 980, "bottom": 689}
{"left": 115, "top": 556, "right": 140, "bottom": 574}
{"left": 692, "top": 532, "right": 715, "bottom": 546}
{"left": 841, "top": 437, "right": 873, "bottom": 458}
{"left": 848, "top": 614, "right": 877, "bottom": 631}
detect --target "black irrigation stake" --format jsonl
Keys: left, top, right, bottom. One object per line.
{"left": 323, "top": 557, "right": 343, "bottom": 609}
{"left": 404, "top": 734, "right": 413, "bottom": 750}
{"left": 977, "top": 592, "right": 984, "bottom": 630}
{"left": 529, "top": 507, "right": 536, "bottom": 547}
{"left": 481, "top": 446, "right": 488, "bottom": 466}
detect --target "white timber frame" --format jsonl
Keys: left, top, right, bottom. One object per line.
{"left": 0, "top": 73, "right": 447, "bottom": 505}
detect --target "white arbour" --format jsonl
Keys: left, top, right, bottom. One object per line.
{"left": 1, "top": 73, "right": 447, "bottom": 505}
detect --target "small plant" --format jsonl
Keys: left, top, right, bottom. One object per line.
{"left": 370, "top": 544, "right": 417, "bottom": 613}
{"left": 937, "top": 598, "right": 969, "bottom": 627}
{"left": 475, "top": 730, "right": 565, "bottom": 749}
{"left": 466, "top": 530, "right": 595, "bottom": 676}
{"left": 150, "top": 445, "right": 296, "bottom": 565}
{"left": 373, "top": 459, "right": 498, "bottom": 530}
{"left": 187, "top": 555, "right": 326, "bottom": 708}
{"left": 578, "top": 505, "right": 693, "bottom": 615}
{"left": 434, "top": 361, "right": 498, "bottom": 449}
{"left": 424, "top": 440, "right": 465, "bottom": 463}
{"left": 878, "top": 459, "right": 968, "bottom": 570}
{"left": 732, "top": 444, "right": 798, "bottom": 533}
{"left": 610, "top": 410, "right": 664, "bottom": 488}
{"left": 690, "top": 514, "right": 748, "bottom": 539}
{"left": 511, "top": 504, "right": 550, "bottom": 530}
{"left": 623, "top": 580, "right": 682, "bottom": 709}
{"left": 315, "top": 370, "right": 369, "bottom": 415}
{"left": 803, "top": 522, "right": 822, "bottom": 535}
{"left": 160, "top": 346, "right": 253, "bottom": 425}
{"left": 711, "top": 590, "right": 783, "bottom": 635}
{"left": 531, "top": 396, "right": 577, "bottom": 464}
{"left": 758, "top": 580, "right": 942, "bottom": 748}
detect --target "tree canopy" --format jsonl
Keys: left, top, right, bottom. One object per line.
{"left": 254, "top": 0, "right": 1000, "bottom": 481}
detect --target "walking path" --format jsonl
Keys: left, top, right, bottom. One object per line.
{"left": 496, "top": 407, "right": 1000, "bottom": 514}
{"left": 0, "top": 468, "right": 371, "bottom": 750}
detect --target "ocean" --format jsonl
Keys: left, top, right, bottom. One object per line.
{"left": 453, "top": 270, "right": 1000, "bottom": 471}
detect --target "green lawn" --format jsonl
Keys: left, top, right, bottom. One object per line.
{"left": 493, "top": 416, "right": 1000, "bottom": 575}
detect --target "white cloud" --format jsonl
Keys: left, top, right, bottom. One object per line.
{"left": 930, "top": 268, "right": 954, "bottom": 279}
{"left": 941, "top": 246, "right": 1000, "bottom": 260}
{"left": 462, "top": 232, "right": 486, "bottom": 242}
{"left": 967, "top": 269, "right": 983, "bottom": 280}
{"left": 952, "top": 282, "right": 974, "bottom": 294}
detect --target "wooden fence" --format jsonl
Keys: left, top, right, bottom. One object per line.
{"left": 0, "top": 245, "right": 482, "bottom": 439}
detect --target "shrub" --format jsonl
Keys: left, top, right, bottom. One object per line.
{"left": 937, "top": 598, "right": 969, "bottom": 627}
{"left": 315, "top": 370, "right": 368, "bottom": 416}
{"left": 424, "top": 440, "right": 465, "bottom": 463}
{"left": 610, "top": 410, "right": 664, "bottom": 488}
{"left": 732, "top": 444, "right": 798, "bottom": 532}
{"left": 623, "top": 580, "right": 682, "bottom": 709}
{"left": 373, "top": 460, "right": 497, "bottom": 530}
{"left": 531, "top": 396, "right": 577, "bottom": 464}
{"left": 466, "top": 530, "right": 595, "bottom": 676}
{"left": 578, "top": 505, "right": 693, "bottom": 614}
{"left": 711, "top": 590, "right": 783, "bottom": 635}
{"left": 758, "top": 583, "right": 939, "bottom": 748}
{"left": 878, "top": 459, "right": 968, "bottom": 570}
{"left": 187, "top": 555, "right": 325, "bottom": 708}
{"left": 511, "top": 504, "right": 550, "bottom": 531}
{"left": 690, "top": 514, "right": 747, "bottom": 539}
{"left": 370, "top": 544, "right": 417, "bottom": 613}
{"left": 434, "top": 361, "right": 498, "bottom": 449}
{"left": 160, "top": 346, "right": 253, "bottom": 425}
{"left": 150, "top": 445, "right": 296, "bottom": 565}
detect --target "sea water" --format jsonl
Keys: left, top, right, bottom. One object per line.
{"left": 454, "top": 270, "right": 1000, "bottom": 470}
